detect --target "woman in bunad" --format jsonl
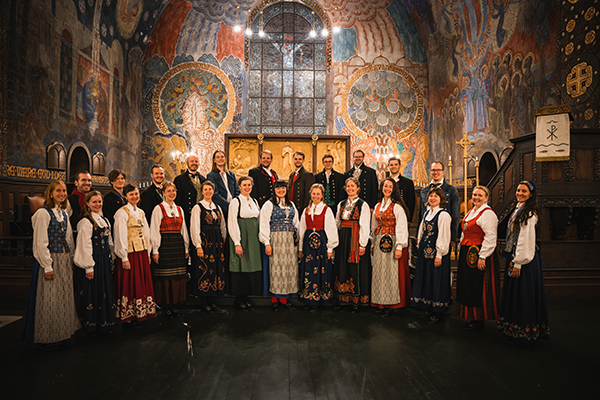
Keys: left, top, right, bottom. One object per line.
{"left": 455, "top": 185, "right": 500, "bottom": 331}
{"left": 259, "top": 180, "right": 299, "bottom": 312}
{"left": 190, "top": 180, "right": 226, "bottom": 313}
{"left": 23, "top": 180, "right": 80, "bottom": 348}
{"left": 150, "top": 182, "right": 189, "bottom": 319}
{"left": 370, "top": 178, "right": 409, "bottom": 318}
{"left": 411, "top": 187, "right": 452, "bottom": 324}
{"left": 334, "top": 177, "right": 372, "bottom": 313}
{"left": 498, "top": 181, "right": 550, "bottom": 345}
{"left": 228, "top": 176, "right": 262, "bottom": 311}
{"left": 113, "top": 184, "right": 156, "bottom": 328}
{"left": 298, "top": 183, "right": 339, "bottom": 312}
{"left": 73, "top": 190, "right": 116, "bottom": 334}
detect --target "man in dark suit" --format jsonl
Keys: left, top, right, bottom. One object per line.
{"left": 206, "top": 150, "right": 239, "bottom": 220}
{"left": 288, "top": 151, "right": 314, "bottom": 214}
{"left": 68, "top": 170, "right": 92, "bottom": 230}
{"left": 102, "top": 169, "right": 127, "bottom": 228}
{"left": 174, "top": 154, "right": 206, "bottom": 229}
{"left": 388, "top": 157, "right": 416, "bottom": 224}
{"left": 344, "top": 149, "right": 379, "bottom": 209}
{"left": 249, "top": 150, "right": 278, "bottom": 208}
{"left": 139, "top": 165, "right": 166, "bottom": 226}
{"left": 418, "top": 161, "right": 460, "bottom": 244}
{"left": 314, "top": 154, "right": 345, "bottom": 215}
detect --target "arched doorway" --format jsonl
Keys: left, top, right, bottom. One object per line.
{"left": 67, "top": 143, "right": 91, "bottom": 182}
{"left": 479, "top": 151, "right": 498, "bottom": 186}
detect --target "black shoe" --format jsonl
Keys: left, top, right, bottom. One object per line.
{"left": 124, "top": 321, "right": 142, "bottom": 329}
{"left": 235, "top": 302, "right": 249, "bottom": 312}
{"left": 245, "top": 301, "right": 255, "bottom": 311}
{"left": 350, "top": 305, "right": 359, "bottom": 314}
{"left": 202, "top": 305, "right": 215, "bottom": 314}
{"left": 380, "top": 308, "right": 390, "bottom": 318}
{"left": 309, "top": 306, "right": 319, "bottom": 313}
{"left": 464, "top": 321, "right": 484, "bottom": 331}
{"left": 272, "top": 302, "right": 279, "bottom": 312}
{"left": 427, "top": 315, "right": 443, "bottom": 324}
{"left": 421, "top": 311, "right": 433, "bottom": 318}
{"left": 170, "top": 309, "right": 181, "bottom": 319}
{"left": 162, "top": 308, "right": 173, "bottom": 318}
{"left": 374, "top": 308, "right": 383, "bottom": 314}
{"left": 283, "top": 303, "right": 295, "bottom": 311}
{"left": 210, "top": 304, "right": 221, "bottom": 312}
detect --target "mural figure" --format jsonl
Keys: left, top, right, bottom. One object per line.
{"left": 412, "top": 133, "right": 430, "bottom": 185}
{"left": 282, "top": 142, "right": 294, "bottom": 176}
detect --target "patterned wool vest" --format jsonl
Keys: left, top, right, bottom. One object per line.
{"left": 420, "top": 209, "right": 447, "bottom": 259}
{"left": 44, "top": 206, "right": 69, "bottom": 253}
{"left": 158, "top": 203, "right": 183, "bottom": 232}
{"left": 121, "top": 206, "right": 147, "bottom": 253}
{"left": 374, "top": 202, "right": 396, "bottom": 235}
{"left": 269, "top": 203, "right": 296, "bottom": 232}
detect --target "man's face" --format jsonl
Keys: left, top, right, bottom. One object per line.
{"left": 187, "top": 156, "right": 199, "bottom": 172}
{"left": 353, "top": 152, "right": 364, "bottom": 166}
{"left": 260, "top": 153, "right": 272, "bottom": 168}
{"left": 151, "top": 167, "right": 165, "bottom": 185}
{"left": 430, "top": 163, "right": 445, "bottom": 183}
{"left": 388, "top": 160, "right": 400, "bottom": 175}
{"left": 75, "top": 173, "right": 92, "bottom": 193}
{"left": 322, "top": 157, "right": 334, "bottom": 171}
{"left": 293, "top": 154, "right": 304, "bottom": 169}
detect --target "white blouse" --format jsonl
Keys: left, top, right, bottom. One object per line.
{"left": 32, "top": 206, "right": 74, "bottom": 273}
{"left": 336, "top": 197, "right": 371, "bottom": 248}
{"left": 74, "top": 212, "right": 114, "bottom": 273}
{"left": 298, "top": 203, "right": 339, "bottom": 251}
{"left": 227, "top": 195, "right": 260, "bottom": 246}
{"left": 417, "top": 206, "right": 452, "bottom": 258}
{"left": 510, "top": 205, "right": 538, "bottom": 270}
{"left": 150, "top": 202, "right": 190, "bottom": 255}
{"left": 190, "top": 200, "right": 227, "bottom": 249}
{"left": 259, "top": 200, "right": 299, "bottom": 245}
{"left": 114, "top": 203, "right": 151, "bottom": 261}
{"left": 459, "top": 203, "right": 498, "bottom": 259}
{"left": 370, "top": 201, "right": 408, "bottom": 250}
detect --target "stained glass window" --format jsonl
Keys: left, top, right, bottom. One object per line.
{"left": 248, "top": 2, "right": 327, "bottom": 135}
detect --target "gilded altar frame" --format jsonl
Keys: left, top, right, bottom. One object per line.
{"left": 225, "top": 134, "right": 350, "bottom": 180}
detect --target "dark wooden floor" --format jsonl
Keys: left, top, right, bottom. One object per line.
{"left": 0, "top": 299, "right": 597, "bottom": 400}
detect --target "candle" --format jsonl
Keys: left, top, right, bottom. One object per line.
{"left": 449, "top": 155, "right": 452, "bottom": 161}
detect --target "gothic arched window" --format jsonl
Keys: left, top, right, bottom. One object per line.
{"left": 92, "top": 153, "right": 106, "bottom": 176}
{"left": 246, "top": 2, "right": 329, "bottom": 135}
{"left": 47, "top": 143, "right": 67, "bottom": 171}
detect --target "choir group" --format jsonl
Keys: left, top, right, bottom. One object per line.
{"left": 22, "top": 149, "right": 550, "bottom": 350}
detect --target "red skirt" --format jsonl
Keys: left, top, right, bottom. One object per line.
{"left": 372, "top": 250, "right": 411, "bottom": 309}
{"left": 115, "top": 250, "right": 156, "bottom": 322}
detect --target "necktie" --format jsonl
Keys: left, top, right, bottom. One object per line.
{"left": 290, "top": 171, "right": 299, "bottom": 202}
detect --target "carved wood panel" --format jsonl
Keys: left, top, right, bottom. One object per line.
{"left": 523, "top": 152, "right": 534, "bottom": 183}
{"left": 574, "top": 149, "right": 594, "bottom": 181}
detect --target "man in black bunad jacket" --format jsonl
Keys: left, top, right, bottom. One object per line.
{"left": 288, "top": 151, "right": 314, "bottom": 214}
{"left": 173, "top": 154, "right": 205, "bottom": 230}
{"left": 249, "top": 150, "right": 278, "bottom": 208}
{"left": 387, "top": 157, "right": 416, "bottom": 224}
{"left": 343, "top": 149, "right": 379, "bottom": 209}
{"left": 314, "top": 154, "right": 345, "bottom": 215}
{"left": 140, "top": 165, "right": 166, "bottom": 226}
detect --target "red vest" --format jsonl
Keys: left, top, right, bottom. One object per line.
{"left": 460, "top": 206, "right": 492, "bottom": 246}
{"left": 374, "top": 202, "right": 396, "bottom": 235}
{"left": 306, "top": 205, "right": 327, "bottom": 231}
{"left": 158, "top": 203, "right": 183, "bottom": 232}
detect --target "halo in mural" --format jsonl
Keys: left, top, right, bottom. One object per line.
{"left": 341, "top": 65, "right": 424, "bottom": 142}
{"left": 116, "top": 0, "right": 144, "bottom": 40}
{"left": 152, "top": 62, "right": 236, "bottom": 137}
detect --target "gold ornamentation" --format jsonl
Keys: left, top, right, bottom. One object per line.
{"left": 584, "top": 109, "right": 594, "bottom": 120}
{"left": 566, "top": 19, "right": 576, "bottom": 32}
{"left": 257, "top": 133, "right": 264, "bottom": 145}
{"left": 585, "top": 7, "right": 596, "bottom": 20}
{"left": 340, "top": 65, "right": 424, "bottom": 142}
{"left": 565, "top": 42, "right": 574, "bottom": 55}
{"left": 311, "top": 134, "right": 319, "bottom": 146}
{"left": 568, "top": 0, "right": 578, "bottom": 3}
{"left": 152, "top": 62, "right": 236, "bottom": 136}
{"left": 566, "top": 62, "right": 593, "bottom": 97}
{"left": 535, "top": 104, "right": 572, "bottom": 117}
{"left": 585, "top": 30, "right": 596, "bottom": 44}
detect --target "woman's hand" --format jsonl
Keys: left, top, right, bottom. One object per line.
{"left": 511, "top": 266, "right": 521, "bottom": 278}
{"left": 327, "top": 251, "right": 332, "bottom": 260}
{"left": 185, "top": 252, "right": 189, "bottom": 259}
{"left": 235, "top": 245, "right": 244, "bottom": 257}
{"left": 477, "top": 259, "right": 486, "bottom": 271}
{"left": 44, "top": 271, "right": 55, "bottom": 280}
{"left": 395, "top": 249, "right": 402, "bottom": 260}
{"left": 359, "top": 247, "right": 366, "bottom": 256}
{"left": 197, "top": 247, "right": 204, "bottom": 258}
{"left": 122, "top": 260, "right": 131, "bottom": 270}
{"left": 434, "top": 257, "right": 442, "bottom": 267}
{"left": 86, "top": 271, "right": 94, "bottom": 280}
{"left": 265, "top": 244, "right": 272, "bottom": 256}
{"left": 152, "top": 254, "right": 159, "bottom": 264}
{"left": 298, "top": 250, "right": 303, "bottom": 258}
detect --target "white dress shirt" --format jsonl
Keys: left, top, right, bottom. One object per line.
{"left": 228, "top": 195, "right": 260, "bottom": 246}
{"left": 32, "top": 206, "right": 74, "bottom": 273}
{"left": 150, "top": 202, "right": 190, "bottom": 255}
{"left": 459, "top": 203, "right": 498, "bottom": 259}
{"left": 190, "top": 199, "right": 227, "bottom": 249}
{"left": 259, "top": 199, "right": 299, "bottom": 245}
{"left": 74, "top": 212, "right": 114, "bottom": 273}
{"left": 417, "top": 206, "right": 451, "bottom": 258}
{"left": 298, "top": 202, "right": 339, "bottom": 252}
{"left": 336, "top": 197, "right": 371, "bottom": 248}
{"left": 114, "top": 203, "right": 151, "bottom": 261}
{"left": 510, "top": 204, "right": 538, "bottom": 270}
{"left": 371, "top": 200, "right": 408, "bottom": 250}
{"left": 220, "top": 170, "right": 233, "bottom": 201}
